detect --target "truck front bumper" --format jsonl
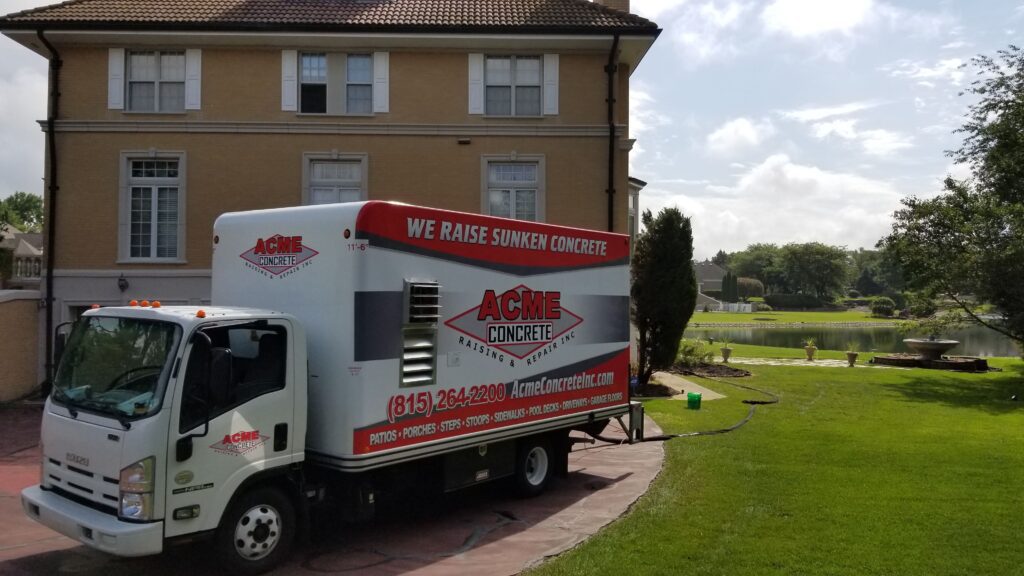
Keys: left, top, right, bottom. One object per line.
{"left": 21, "top": 485, "right": 163, "bottom": 557}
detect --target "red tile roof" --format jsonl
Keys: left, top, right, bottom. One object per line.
{"left": 1, "top": 0, "right": 658, "bottom": 34}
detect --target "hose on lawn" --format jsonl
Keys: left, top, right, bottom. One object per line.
{"left": 588, "top": 376, "right": 779, "bottom": 444}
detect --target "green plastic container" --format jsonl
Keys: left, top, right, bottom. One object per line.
{"left": 687, "top": 391, "right": 702, "bottom": 410}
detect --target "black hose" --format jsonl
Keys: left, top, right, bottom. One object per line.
{"left": 589, "top": 376, "right": 779, "bottom": 444}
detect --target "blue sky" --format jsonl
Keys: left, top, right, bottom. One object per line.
{"left": 629, "top": 0, "right": 1022, "bottom": 258}
{"left": 0, "top": 0, "right": 1020, "bottom": 258}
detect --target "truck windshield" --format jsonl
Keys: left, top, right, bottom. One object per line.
{"left": 52, "top": 316, "right": 181, "bottom": 420}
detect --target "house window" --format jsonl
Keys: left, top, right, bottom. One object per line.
{"left": 304, "top": 155, "right": 368, "bottom": 204}
{"left": 487, "top": 162, "right": 538, "bottom": 221}
{"left": 129, "top": 160, "right": 180, "bottom": 258}
{"left": 346, "top": 54, "right": 373, "bottom": 114}
{"left": 119, "top": 152, "right": 185, "bottom": 262}
{"left": 300, "top": 53, "right": 328, "bottom": 114}
{"left": 485, "top": 56, "right": 541, "bottom": 116}
{"left": 127, "top": 51, "right": 185, "bottom": 112}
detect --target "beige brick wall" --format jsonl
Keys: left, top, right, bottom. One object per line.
{"left": 51, "top": 131, "right": 630, "bottom": 269}
{"left": 59, "top": 47, "right": 612, "bottom": 125}
{"left": 46, "top": 44, "right": 632, "bottom": 270}
{"left": 0, "top": 293, "right": 40, "bottom": 401}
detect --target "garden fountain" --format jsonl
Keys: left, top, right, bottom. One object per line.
{"left": 871, "top": 335, "right": 990, "bottom": 371}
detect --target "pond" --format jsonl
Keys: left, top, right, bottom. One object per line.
{"left": 685, "top": 325, "right": 1020, "bottom": 358}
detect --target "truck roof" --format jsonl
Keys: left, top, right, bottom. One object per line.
{"left": 83, "top": 305, "right": 288, "bottom": 327}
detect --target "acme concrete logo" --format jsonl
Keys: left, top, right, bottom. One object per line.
{"left": 240, "top": 234, "right": 318, "bottom": 277}
{"left": 445, "top": 284, "right": 582, "bottom": 359}
{"left": 210, "top": 430, "right": 269, "bottom": 456}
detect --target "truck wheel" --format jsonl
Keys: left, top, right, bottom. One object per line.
{"left": 515, "top": 438, "right": 553, "bottom": 497}
{"left": 217, "top": 486, "right": 296, "bottom": 575}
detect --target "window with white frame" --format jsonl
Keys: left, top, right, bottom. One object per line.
{"left": 487, "top": 162, "right": 538, "bottom": 221}
{"left": 485, "top": 56, "right": 542, "bottom": 116}
{"left": 127, "top": 51, "right": 185, "bottom": 112}
{"left": 292, "top": 52, "right": 385, "bottom": 115}
{"left": 300, "top": 53, "right": 328, "bottom": 114}
{"left": 128, "top": 159, "right": 181, "bottom": 258}
{"left": 346, "top": 54, "right": 373, "bottom": 114}
{"left": 307, "top": 159, "right": 365, "bottom": 204}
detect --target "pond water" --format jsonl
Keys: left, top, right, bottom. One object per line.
{"left": 685, "top": 325, "right": 1020, "bottom": 358}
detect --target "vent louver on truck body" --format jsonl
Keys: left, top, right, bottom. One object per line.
{"left": 401, "top": 281, "right": 440, "bottom": 387}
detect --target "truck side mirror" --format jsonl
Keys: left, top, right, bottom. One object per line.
{"left": 53, "top": 320, "right": 75, "bottom": 368}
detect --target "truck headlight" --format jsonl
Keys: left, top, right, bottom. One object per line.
{"left": 119, "top": 456, "right": 155, "bottom": 521}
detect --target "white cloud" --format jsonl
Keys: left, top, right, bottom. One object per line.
{"left": 882, "top": 58, "right": 966, "bottom": 86}
{"left": 0, "top": 65, "right": 46, "bottom": 198}
{"left": 630, "top": 0, "right": 691, "bottom": 21}
{"left": 640, "top": 154, "right": 904, "bottom": 257}
{"left": 629, "top": 84, "right": 671, "bottom": 172}
{"left": 858, "top": 129, "right": 913, "bottom": 156}
{"left": 761, "top": 0, "right": 875, "bottom": 38}
{"left": 806, "top": 118, "right": 912, "bottom": 157}
{"left": 663, "top": 0, "right": 754, "bottom": 65}
{"left": 940, "top": 40, "right": 971, "bottom": 49}
{"left": 706, "top": 117, "right": 775, "bottom": 157}
{"left": 810, "top": 119, "right": 859, "bottom": 139}
{"left": 779, "top": 100, "right": 883, "bottom": 123}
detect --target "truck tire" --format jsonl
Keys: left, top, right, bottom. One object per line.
{"left": 514, "top": 437, "right": 553, "bottom": 497}
{"left": 216, "top": 486, "right": 296, "bottom": 575}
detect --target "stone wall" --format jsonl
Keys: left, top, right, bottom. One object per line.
{"left": 0, "top": 290, "right": 40, "bottom": 402}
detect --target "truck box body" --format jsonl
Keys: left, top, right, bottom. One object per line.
{"left": 213, "top": 201, "right": 631, "bottom": 471}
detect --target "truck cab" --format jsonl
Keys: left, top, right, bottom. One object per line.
{"left": 22, "top": 304, "right": 307, "bottom": 565}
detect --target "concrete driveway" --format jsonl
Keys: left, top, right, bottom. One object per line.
{"left": 0, "top": 405, "right": 663, "bottom": 575}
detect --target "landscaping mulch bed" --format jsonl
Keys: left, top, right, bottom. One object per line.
{"left": 675, "top": 363, "right": 751, "bottom": 378}
{"left": 632, "top": 383, "right": 676, "bottom": 397}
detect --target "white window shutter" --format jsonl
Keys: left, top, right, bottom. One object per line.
{"left": 372, "top": 51, "right": 389, "bottom": 113}
{"left": 108, "top": 48, "right": 125, "bottom": 110}
{"left": 543, "top": 54, "right": 559, "bottom": 115}
{"left": 468, "top": 53, "right": 484, "bottom": 115}
{"left": 184, "top": 49, "right": 201, "bottom": 110}
{"left": 281, "top": 50, "right": 298, "bottom": 112}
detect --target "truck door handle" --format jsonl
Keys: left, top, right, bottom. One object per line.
{"left": 273, "top": 423, "right": 288, "bottom": 452}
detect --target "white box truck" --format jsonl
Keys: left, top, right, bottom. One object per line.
{"left": 21, "top": 201, "right": 638, "bottom": 573}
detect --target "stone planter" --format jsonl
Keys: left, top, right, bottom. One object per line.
{"left": 804, "top": 346, "right": 817, "bottom": 361}
{"left": 846, "top": 351, "right": 859, "bottom": 367}
{"left": 721, "top": 347, "right": 732, "bottom": 363}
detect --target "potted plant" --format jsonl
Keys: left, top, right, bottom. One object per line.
{"left": 720, "top": 338, "right": 733, "bottom": 363}
{"left": 804, "top": 338, "right": 818, "bottom": 361}
{"left": 845, "top": 341, "right": 859, "bottom": 367}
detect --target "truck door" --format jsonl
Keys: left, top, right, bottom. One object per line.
{"left": 164, "top": 320, "right": 295, "bottom": 537}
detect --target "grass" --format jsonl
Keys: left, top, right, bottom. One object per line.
{"left": 691, "top": 310, "right": 898, "bottom": 324}
{"left": 528, "top": 346, "right": 1024, "bottom": 576}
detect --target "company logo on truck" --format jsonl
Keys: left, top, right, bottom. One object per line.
{"left": 240, "top": 234, "right": 319, "bottom": 278}
{"left": 210, "top": 430, "right": 269, "bottom": 456}
{"left": 445, "top": 285, "right": 582, "bottom": 361}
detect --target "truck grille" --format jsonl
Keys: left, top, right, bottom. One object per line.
{"left": 402, "top": 281, "right": 440, "bottom": 387}
{"left": 45, "top": 456, "right": 120, "bottom": 514}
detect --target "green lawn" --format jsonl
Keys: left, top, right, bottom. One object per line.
{"left": 691, "top": 310, "right": 898, "bottom": 324}
{"left": 529, "top": 346, "right": 1024, "bottom": 576}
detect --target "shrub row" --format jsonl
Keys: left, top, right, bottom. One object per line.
{"left": 764, "top": 294, "right": 824, "bottom": 309}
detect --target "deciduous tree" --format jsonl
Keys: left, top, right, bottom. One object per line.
{"left": 883, "top": 46, "right": 1024, "bottom": 348}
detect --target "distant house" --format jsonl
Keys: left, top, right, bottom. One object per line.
{"left": 694, "top": 260, "right": 726, "bottom": 294}
{"left": 0, "top": 226, "right": 43, "bottom": 289}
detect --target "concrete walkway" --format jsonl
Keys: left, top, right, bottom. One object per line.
{"left": 0, "top": 405, "right": 665, "bottom": 576}
{"left": 726, "top": 357, "right": 908, "bottom": 370}
{"left": 651, "top": 371, "right": 726, "bottom": 401}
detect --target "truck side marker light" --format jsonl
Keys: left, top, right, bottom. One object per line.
{"left": 140, "top": 300, "right": 150, "bottom": 307}
{"left": 343, "top": 229, "right": 351, "bottom": 239}
{"left": 152, "top": 301, "right": 161, "bottom": 308}
{"left": 196, "top": 310, "right": 206, "bottom": 318}
{"left": 213, "top": 235, "right": 219, "bottom": 244}
{"left": 129, "top": 300, "right": 138, "bottom": 307}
